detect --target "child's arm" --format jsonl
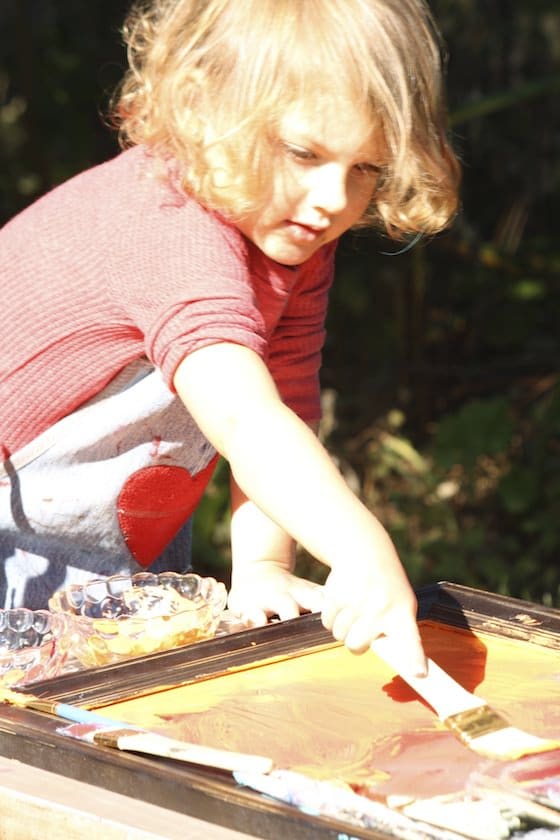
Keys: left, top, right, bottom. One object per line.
{"left": 174, "top": 342, "right": 426, "bottom": 676}
{"left": 228, "top": 473, "right": 324, "bottom": 626}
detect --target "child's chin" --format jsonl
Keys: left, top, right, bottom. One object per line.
{"left": 259, "top": 238, "right": 319, "bottom": 267}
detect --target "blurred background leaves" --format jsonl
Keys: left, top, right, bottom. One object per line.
{"left": 1, "top": 0, "right": 559, "bottom": 604}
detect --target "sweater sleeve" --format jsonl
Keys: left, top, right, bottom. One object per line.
{"left": 106, "top": 191, "right": 269, "bottom": 390}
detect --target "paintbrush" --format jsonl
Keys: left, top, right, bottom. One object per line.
{"left": 0, "top": 687, "right": 273, "bottom": 774}
{"left": 371, "top": 637, "right": 560, "bottom": 762}
{"left": 57, "top": 721, "right": 274, "bottom": 774}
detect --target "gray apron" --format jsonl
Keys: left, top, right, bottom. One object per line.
{"left": 0, "top": 359, "right": 218, "bottom": 609}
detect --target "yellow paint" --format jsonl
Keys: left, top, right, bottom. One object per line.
{"left": 96, "top": 622, "right": 560, "bottom": 798}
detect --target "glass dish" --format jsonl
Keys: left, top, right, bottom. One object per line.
{"left": 0, "top": 609, "right": 70, "bottom": 687}
{"left": 48, "top": 571, "right": 228, "bottom": 668}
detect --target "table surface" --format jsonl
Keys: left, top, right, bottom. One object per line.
{"left": 0, "top": 755, "right": 260, "bottom": 840}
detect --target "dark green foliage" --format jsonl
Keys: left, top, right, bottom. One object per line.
{"left": 432, "top": 397, "right": 514, "bottom": 471}
{"left": 1, "top": 1, "right": 559, "bottom": 604}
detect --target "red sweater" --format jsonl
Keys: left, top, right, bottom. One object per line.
{"left": 0, "top": 146, "right": 335, "bottom": 456}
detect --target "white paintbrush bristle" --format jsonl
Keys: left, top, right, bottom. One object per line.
{"left": 460, "top": 724, "right": 560, "bottom": 761}
{"left": 443, "top": 704, "right": 560, "bottom": 760}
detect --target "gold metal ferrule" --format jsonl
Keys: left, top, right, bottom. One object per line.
{"left": 26, "top": 698, "right": 60, "bottom": 716}
{"left": 444, "top": 704, "right": 510, "bottom": 744}
{"left": 92, "top": 728, "right": 141, "bottom": 748}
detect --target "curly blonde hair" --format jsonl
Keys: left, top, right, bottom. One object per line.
{"left": 113, "top": 0, "right": 461, "bottom": 237}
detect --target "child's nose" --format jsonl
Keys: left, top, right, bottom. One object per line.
{"left": 309, "top": 165, "right": 348, "bottom": 216}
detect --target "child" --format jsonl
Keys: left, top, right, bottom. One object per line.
{"left": 0, "top": 0, "right": 459, "bottom": 677}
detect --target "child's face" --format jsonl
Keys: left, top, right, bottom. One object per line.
{"left": 237, "top": 100, "right": 383, "bottom": 266}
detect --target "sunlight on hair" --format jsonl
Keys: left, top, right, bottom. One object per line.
{"left": 112, "top": 0, "right": 461, "bottom": 239}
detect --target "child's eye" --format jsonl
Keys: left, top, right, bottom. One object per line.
{"left": 354, "top": 162, "right": 381, "bottom": 177}
{"left": 281, "top": 142, "right": 317, "bottom": 163}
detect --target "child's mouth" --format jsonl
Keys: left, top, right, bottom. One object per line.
{"left": 285, "top": 221, "right": 326, "bottom": 243}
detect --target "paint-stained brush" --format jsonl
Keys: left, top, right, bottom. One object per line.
{"left": 0, "top": 687, "right": 273, "bottom": 774}
{"left": 58, "top": 721, "right": 274, "bottom": 774}
{"left": 371, "top": 637, "right": 560, "bottom": 762}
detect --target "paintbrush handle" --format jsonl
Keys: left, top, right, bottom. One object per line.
{"left": 54, "top": 702, "right": 135, "bottom": 728}
{"left": 107, "top": 730, "right": 274, "bottom": 774}
{"left": 371, "top": 637, "right": 486, "bottom": 721}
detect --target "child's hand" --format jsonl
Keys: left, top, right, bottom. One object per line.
{"left": 321, "top": 563, "right": 427, "bottom": 678}
{"left": 228, "top": 559, "right": 324, "bottom": 628}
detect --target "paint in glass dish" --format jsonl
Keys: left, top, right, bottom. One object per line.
{"left": 49, "top": 572, "right": 227, "bottom": 667}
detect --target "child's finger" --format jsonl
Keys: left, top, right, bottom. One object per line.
{"left": 330, "top": 605, "right": 358, "bottom": 644}
{"left": 269, "top": 592, "right": 304, "bottom": 621}
{"left": 320, "top": 585, "right": 347, "bottom": 630}
{"left": 289, "top": 580, "right": 324, "bottom": 615}
{"left": 343, "top": 617, "right": 380, "bottom": 654}
{"left": 235, "top": 607, "right": 269, "bottom": 628}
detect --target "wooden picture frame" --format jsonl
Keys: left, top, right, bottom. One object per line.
{"left": 1, "top": 582, "right": 559, "bottom": 839}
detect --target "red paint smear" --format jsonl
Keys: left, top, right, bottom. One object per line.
{"left": 355, "top": 729, "right": 484, "bottom": 798}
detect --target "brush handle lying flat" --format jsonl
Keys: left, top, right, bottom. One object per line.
{"left": 105, "top": 729, "right": 274, "bottom": 774}
{"left": 371, "top": 636, "right": 487, "bottom": 720}
{"left": 4, "top": 691, "right": 275, "bottom": 775}
{"left": 61, "top": 723, "right": 274, "bottom": 775}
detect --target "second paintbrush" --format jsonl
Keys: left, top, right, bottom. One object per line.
{"left": 59, "top": 721, "right": 274, "bottom": 774}
{"left": 0, "top": 687, "right": 273, "bottom": 774}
